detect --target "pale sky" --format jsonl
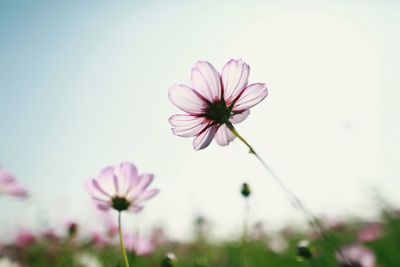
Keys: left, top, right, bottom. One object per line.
{"left": 0, "top": 0, "right": 399, "bottom": 241}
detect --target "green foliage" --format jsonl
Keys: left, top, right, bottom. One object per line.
{"left": 2, "top": 208, "right": 400, "bottom": 267}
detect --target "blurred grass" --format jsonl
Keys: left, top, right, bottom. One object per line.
{"left": 2, "top": 207, "right": 400, "bottom": 267}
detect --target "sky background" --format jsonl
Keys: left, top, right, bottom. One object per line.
{"left": 0, "top": 0, "right": 399, "bottom": 241}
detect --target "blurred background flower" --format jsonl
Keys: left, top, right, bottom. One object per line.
{"left": 0, "top": 168, "right": 28, "bottom": 199}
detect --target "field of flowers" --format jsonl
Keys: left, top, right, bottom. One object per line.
{"left": 1, "top": 58, "right": 399, "bottom": 267}
{"left": 1, "top": 202, "right": 400, "bottom": 267}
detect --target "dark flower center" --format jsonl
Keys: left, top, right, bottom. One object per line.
{"left": 203, "top": 100, "right": 232, "bottom": 124}
{"left": 111, "top": 196, "right": 131, "bottom": 211}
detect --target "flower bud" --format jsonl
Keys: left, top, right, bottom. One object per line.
{"left": 161, "top": 252, "right": 178, "bottom": 267}
{"left": 241, "top": 183, "right": 251, "bottom": 198}
{"left": 297, "top": 240, "right": 313, "bottom": 260}
{"left": 68, "top": 222, "right": 78, "bottom": 239}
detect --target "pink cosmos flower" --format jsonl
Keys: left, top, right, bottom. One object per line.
{"left": 90, "top": 231, "right": 107, "bottom": 249}
{"left": 101, "top": 212, "right": 119, "bottom": 238}
{"left": 336, "top": 244, "right": 376, "bottom": 267}
{"left": 124, "top": 234, "right": 156, "bottom": 256}
{"left": 42, "top": 228, "right": 59, "bottom": 242}
{"left": 168, "top": 59, "right": 268, "bottom": 150}
{"left": 86, "top": 162, "right": 159, "bottom": 213}
{"left": 15, "top": 230, "right": 36, "bottom": 248}
{"left": 0, "top": 168, "right": 28, "bottom": 198}
{"left": 357, "top": 223, "right": 383, "bottom": 243}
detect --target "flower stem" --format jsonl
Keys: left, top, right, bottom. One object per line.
{"left": 118, "top": 212, "right": 130, "bottom": 267}
{"left": 225, "top": 121, "right": 344, "bottom": 257}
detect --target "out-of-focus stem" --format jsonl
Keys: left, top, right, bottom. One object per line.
{"left": 118, "top": 212, "right": 130, "bottom": 267}
{"left": 225, "top": 121, "right": 344, "bottom": 258}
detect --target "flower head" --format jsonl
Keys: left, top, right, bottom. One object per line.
{"left": 168, "top": 59, "right": 268, "bottom": 150}
{"left": 86, "top": 162, "right": 159, "bottom": 213}
{"left": 90, "top": 231, "right": 107, "bottom": 249}
{"left": 336, "top": 244, "right": 376, "bottom": 267}
{"left": 15, "top": 230, "right": 36, "bottom": 249}
{"left": 124, "top": 234, "right": 156, "bottom": 256}
{"left": 0, "top": 168, "right": 28, "bottom": 198}
{"left": 357, "top": 223, "right": 383, "bottom": 243}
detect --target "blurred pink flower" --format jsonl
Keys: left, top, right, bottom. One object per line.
{"left": 42, "top": 228, "right": 59, "bottom": 242}
{"left": 124, "top": 234, "right": 156, "bottom": 256}
{"left": 0, "top": 168, "right": 28, "bottom": 198}
{"left": 357, "top": 223, "right": 383, "bottom": 243}
{"left": 90, "top": 231, "right": 107, "bottom": 249}
{"left": 86, "top": 162, "right": 159, "bottom": 213}
{"left": 168, "top": 59, "right": 268, "bottom": 150}
{"left": 336, "top": 244, "right": 376, "bottom": 267}
{"left": 101, "top": 212, "right": 118, "bottom": 238}
{"left": 15, "top": 230, "right": 36, "bottom": 248}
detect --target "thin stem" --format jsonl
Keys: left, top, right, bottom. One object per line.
{"left": 118, "top": 212, "right": 130, "bottom": 267}
{"left": 225, "top": 121, "right": 344, "bottom": 258}
{"left": 242, "top": 198, "right": 250, "bottom": 242}
{"left": 241, "top": 198, "right": 250, "bottom": 267}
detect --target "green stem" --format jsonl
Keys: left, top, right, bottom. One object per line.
{"left": 225, "top": 121, "right": 345, "bottom": 260}
{"left": 118, "top": 212, "right": 130, "bottom": 267}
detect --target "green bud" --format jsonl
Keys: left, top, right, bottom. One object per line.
{"left": 161, "top": 252, "right": 178, "bottom": 267}
{"left": 241, "top": 183, "right": 251, "bottom": 198}
{"left": 297, "top": 240, "right": 313, "bottom": 260}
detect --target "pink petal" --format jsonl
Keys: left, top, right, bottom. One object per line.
{"left": 230, "top": 110, "right": 250, "bottom": 124}
{"left": 214, "top": 125, "right": 235, "bottom": 146}
{"left": 92, "top": 196, "right": 109, "bottom": 203}
{"left": 6, "top": 186, "right": 28, "bottom": 197}
{"left": 98, "top": 166, "right": 115, "bottom": 180}
{"left": 191, "top": 61, "right": 222, "bottom": 102}
{"left": 0, "top": 170, "right": 16, "bottom": 184}
{"left": 221, "top": 59, "right": 250, "bottom": 103}
{"left": 86, "top": 180, "right": 105, "bottom": 200}
{"left": 127, "top": 174, "right": 154, "bottom": 198}
{"left": 96, "top": 166, "right": 116, "bottom": 196}
{"left": 113, "top": 175, "right": 119, "bottom": 194}
{"left": 129, "top": 204, "right": 144, "bottom": 213}
{"left": 91, "top": 179, "right": 112, "bottom": 198}
{"left": 169, "top": 114, "right": 208, "bottom": 137}
{"left": 168, "top": 84, "right": 206, "bottom": 114}
{"left": 118, "top": 162, "right": 139, "bottom": 193}
{"left": 137, "top": 188, "right": 159, "bottom": 202}
{"left": 193, "top": 125, "right": 218, "bottom": 150}
{"left": 96, "top": 202, "right": 111, "bottom": 212}
{"left": 233, "top": 83, "right": 268, "bottom": 111}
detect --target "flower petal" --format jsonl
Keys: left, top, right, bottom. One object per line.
{"left": 95, "top": 166, "right": 117, "bottom": 196}
{"left": 193, "top": 125, "right": 218, "bottom": 150}
{"left": 230, "top": 110, "right": 250, "bottom": 124}
{"left": 9, "top": 186, "right": 28, "bottom": 197}
{"left": 168, "top": 84, "right": 206, "bottom": 114}
{"left": 127, "top": 173, "right": 154, "bottom": 198}
{"left": 118, "top": 162, "right": 139, "bottom": 194}
{"left": 113, "top": 175, "right": 119, "bottom": 194}
{"left": 129, "top": 204, "right": 144, "bottom": 213}
{"left": 169, "top": 114, "right": 208, "bottom": 137}
{"left": 90, "top": 179, "right": 112, "bottom": 199}
{"left": 214, "top": 125, "right": 235, "bottom": 146}
{"left": 191, "top": 61, "right": 222, "bottom": 102}
{"left": 137, "top": 188, "right": 159, "bottom": 202}
{"left": 233, "top": 83, "right": 268, "bottom": 111}
{"left": 222, "top": 59, "right": 250, "bottom": 103}
{"left": 96, "top": 202, "right": 111, "bottom": 212}
{"left": 0, "top": 170, "right": 16, "bottom": 184}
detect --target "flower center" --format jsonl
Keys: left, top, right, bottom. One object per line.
{"left": 111, "top": 196, "right": 131, "bottom": 211}
{"left": 203, "top": 100, "right": 232, "bottom": 124}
